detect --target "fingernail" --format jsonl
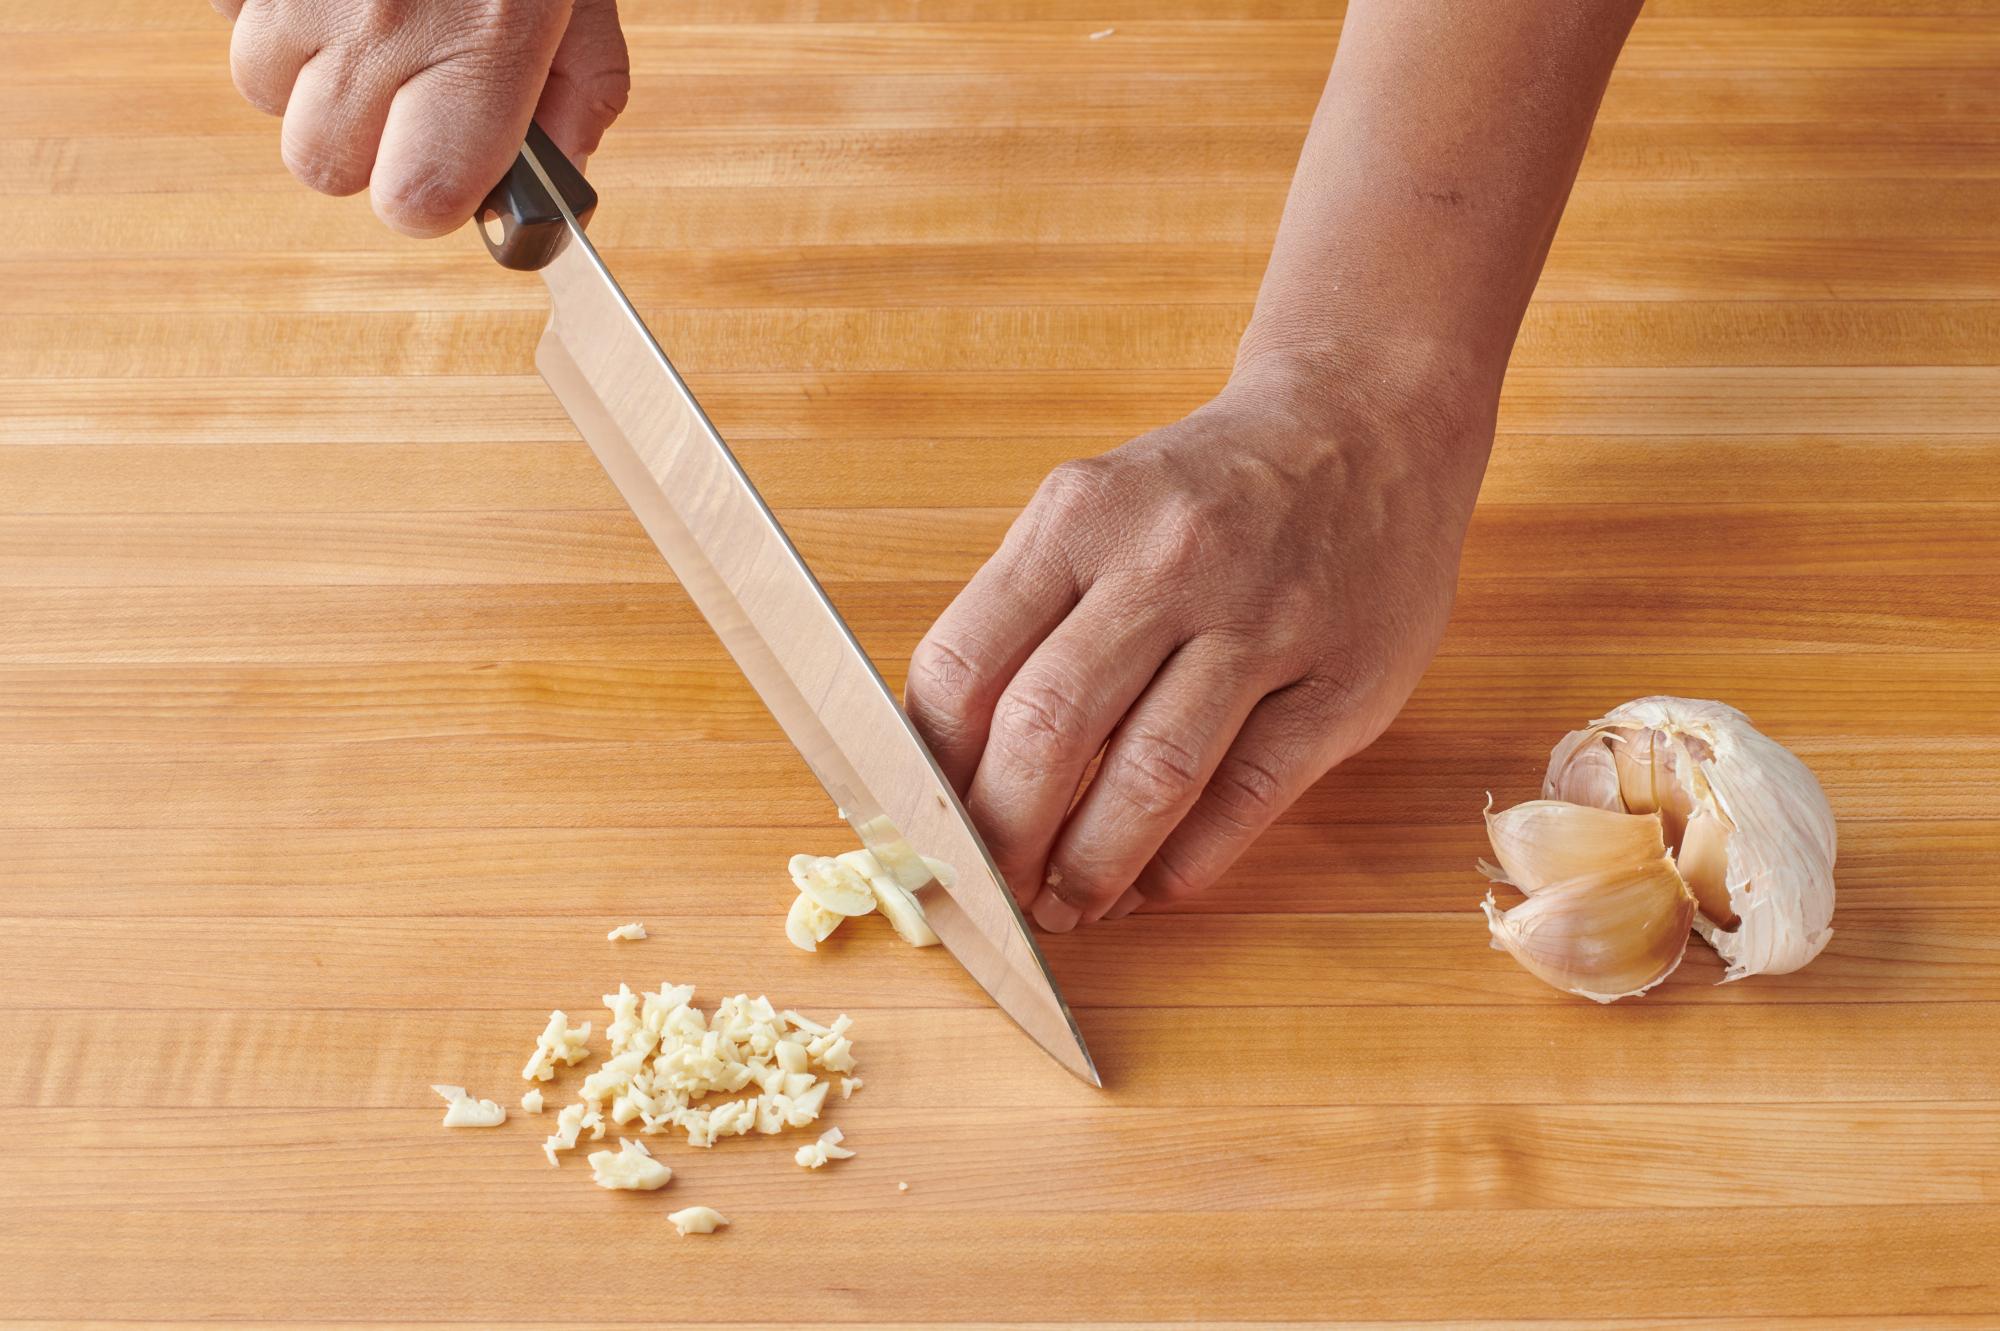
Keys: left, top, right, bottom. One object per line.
{"left": 1032, "top": 892, "right": 1082, "bottom": 933}
{"left": 1103, "top": 888, "right": 1144, "bottom": 921}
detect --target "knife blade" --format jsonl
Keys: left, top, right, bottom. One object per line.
{"left": 477, "top": 124, "right": 1098, "bottom": 1087}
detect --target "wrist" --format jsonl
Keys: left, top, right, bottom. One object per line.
{"left": 1220, "top": 332, "right": 1498, "bottom": 507}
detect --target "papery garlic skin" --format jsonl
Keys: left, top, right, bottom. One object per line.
{"left": 1544, "top": 697, "right": 1836, "bottom": 981}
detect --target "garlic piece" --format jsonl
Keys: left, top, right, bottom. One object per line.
{"left": 1543, "top": 696, "right": 1836, "bottom": 979}
{"left": 519, "top": 1088, "right": 544, "bottom": 1114}
{"left": 788, "top": 854, "right": 877, "bottom": 917}
{"left": 784, "top": 837, "right": 946, "bottom": 951}
{"left": 795, "top": 1125, "right": 855, "bottom": 1169}
{"left": 667, "top": 1206, "right": 728, "bottom": 1236}
{"left": 839, "top": 1076, "right": 863, "bottom": 1099}
{"left": 785, "top": 892, "right": 844, "bottom": 952}
{"left": 542, "top": 1101, "right": 603, "bottom": 1166}
{"left": 522, "top": 1011, "right": 592, "bottom": 1082}
{"left": 606, "top": 922, "right": 646, "bottom": 941}
{"left": 847, "top": 850, "right": 941, "bottom": 948}
{"left": 432, "top": 1084, "right": 507, "bottom": 1128}
{"left": 587, "top": 1137, "right": 672, "bottom": 1191}
{"left": 1482, "top": 855, "right": 1696, "bottom": 1003}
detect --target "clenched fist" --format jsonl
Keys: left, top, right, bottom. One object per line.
{"left": 213, "top": 0, "right": 629, "bottom": 236}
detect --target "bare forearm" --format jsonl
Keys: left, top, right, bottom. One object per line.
{"left": 1238, "top": 0, "right": 1641, "bottom": 431}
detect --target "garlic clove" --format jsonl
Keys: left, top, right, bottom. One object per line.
{"left": 1611, "top": 730, "right": 1661, "bottom": 817}
{"left": 1676, "top": 805, "right": 1738, "bottom": 929}
{"left": 1544, "top": 732, "right": 1622, "bottom": 811}
{"left": 1481, "top": 798, "right": 1667, "bottom": 896}
{"left": 1481, "top": 855, "right": 1696, "bottom": 1003}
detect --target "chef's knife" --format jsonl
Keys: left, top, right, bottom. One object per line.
{"left": 478, "top": 124, "right": 1098, "bottom": 1087}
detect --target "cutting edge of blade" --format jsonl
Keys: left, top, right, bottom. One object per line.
{"left": 521, "top": 139, "right": 1099, "bottom": 1090}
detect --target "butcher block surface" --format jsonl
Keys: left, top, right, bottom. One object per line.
{"left": 3, "top": 2, "right": 1999, "bottom": 1326}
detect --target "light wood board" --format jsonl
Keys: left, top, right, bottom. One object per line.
{"left": 2, "top": 2, "right": 1997, "bottom": 1326}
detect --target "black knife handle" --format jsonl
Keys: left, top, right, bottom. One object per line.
{"left": 478, "top": 121, "right": 597, "bottom": 272}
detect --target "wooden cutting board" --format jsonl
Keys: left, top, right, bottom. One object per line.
{"left": 3, "top": 3, "right": 1997, "bottom": 1326}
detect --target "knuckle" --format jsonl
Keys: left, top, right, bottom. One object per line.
{"left": 1205, "top": 752, "right": 1290, "bottom": 833}
{"left": 1102, "top": 727, "right": 1206, "bottom": 819}
{"left": 231, "top": 61, "right": 286, "bottom": 116}
{"left": 284, "top": 131, "right": 370, "bottom": 197}
{"left": 1261, "top": 584, "right": 1324, "bottom": 655}
{"left": 375, "top": 160, "right": 485, "bottom": 235}
{"left": 581, "top": 65, "right": 633, "bottom": 126}
{"left": 904, "top": 638, "right": 987, "bottom": 746}
{"left": 354, "top": 0, "right": 416, "bottom": 44}
{"left": 1150, "top": 491, "right": 1219, "bottom": 569}
{"left": 1032, "top": 457, "right": 1110, "bottom": 522}
{"left": 1141, "top": 847, "right": 1208, "bottom": 904}
{"left": 990, "top": 678, "right": 1090, "bottom": 770}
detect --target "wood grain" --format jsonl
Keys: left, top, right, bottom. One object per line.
{"left": 2, "top": 4, "right": 1997, "bottom": 1328}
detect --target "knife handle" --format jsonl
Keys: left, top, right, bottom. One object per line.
{"left": 477, "top": 121, "right": 598, "bottom": 272}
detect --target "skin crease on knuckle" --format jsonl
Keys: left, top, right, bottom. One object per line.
{"left": 904, "top": 637, "right": 991, "bottom": 756}
{"left": 1099, "top": 725, "right": 1209, "bottom": 825}
{"left": 988, "top": 674, "right": 1095, "bottom": 776}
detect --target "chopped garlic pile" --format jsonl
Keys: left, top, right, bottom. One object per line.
{"left": 606, "top": 922, "right": 647, "bottom": 941}
{"left": 588, "top": 1137, "right": 673, "bottom": 1191}
{"left": 542, "top": 984, "right": 857, "bottom": 1163}
{"left": 439, "top": 982, "right": 868, "bottom": 1231}
{"left": 784, "top": 847, "right": 948, "bottom": 951}
{"left": 667, "top": 1206, "right": 728, "bottom": 1236}
{"left": 522, "top": 1011, "right": 592, "bottom": 1082}
{"left": 431, "top": 1084, "right": 506, "bottom": 1128}
{"left": 794, "top": 1125, "right": 854, "bottom": 1169}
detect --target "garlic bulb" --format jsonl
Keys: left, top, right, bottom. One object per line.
{"left": 1481, "top": 696, "right": 1837, "bottom": 1000}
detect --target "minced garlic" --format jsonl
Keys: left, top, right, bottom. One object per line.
{"left": 606, "top": 922, "right": 647, "bottom": 941}
{"left": 667, "top": 1206, "right": 728, "bottom": 1236}
{"left": 545, "top": 985, "right": 855, "bottom": 1159}
{"left": 794, "top": 1125, "right": 854, "bottom": 1169}
{"left": 520, "top": 1088, "right": 544, "bottom": 1113}
{"left": 522, "top": 1011, "right": 592, "bottom": 1082}
{"left": 588, "top": 1137, "right": 672, "bottom": 1191}
{"left": 431, "top": 1084, "right": 506, "bottom": 1128}
{"left": 542, "top": 1101, "right": 605, "bottom": 1166}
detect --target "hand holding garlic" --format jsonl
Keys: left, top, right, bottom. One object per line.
{"left": 1480, "top": 697, "right": 1837, "bottom": 1001}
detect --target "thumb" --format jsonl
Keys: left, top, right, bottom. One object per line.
{"left": 535, "top": 0, "right": 631, "bottom": 164}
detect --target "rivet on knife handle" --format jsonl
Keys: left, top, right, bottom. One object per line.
{"left": 478, "top": 121, "right": 598, "bottom": 272}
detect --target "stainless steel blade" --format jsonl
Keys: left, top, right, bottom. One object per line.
{"left": 517, "top": 144, "right": 1097, "bottom": 1087}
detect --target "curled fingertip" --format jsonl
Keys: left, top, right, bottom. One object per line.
{"left": 1031, "top": 892, "right": 1082, "bottom": 934}
{"left": 1102, "top": 888, "right": 1145, "bottom": 921}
